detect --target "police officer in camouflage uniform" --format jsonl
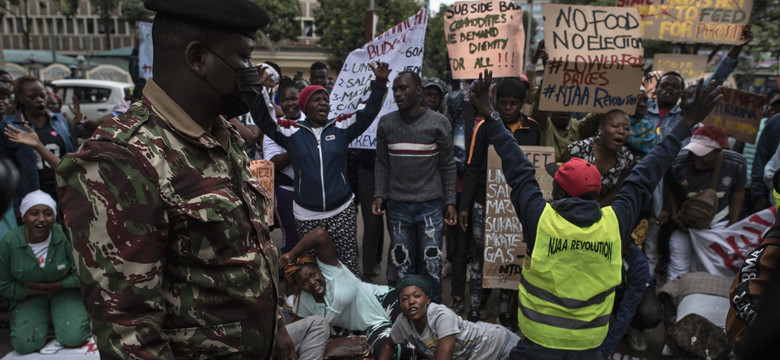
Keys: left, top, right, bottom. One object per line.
{"left": 55, "top": 0, "right": 294, "bottom": 358}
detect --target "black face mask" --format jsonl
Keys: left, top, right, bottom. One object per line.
{"left": 203, "top": 47, "right": 261, "bottom": 118}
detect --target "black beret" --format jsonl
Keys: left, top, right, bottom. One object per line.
{"left": 144, "top": 0, "right": 269, "bottom": 37}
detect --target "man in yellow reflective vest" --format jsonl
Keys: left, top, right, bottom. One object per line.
{"left": 470, "top": 70, "right": 722, "bottom": 359}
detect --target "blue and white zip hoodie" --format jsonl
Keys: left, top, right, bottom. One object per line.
{"left": 252, "top": 80, "right": 388, "bottom": 212}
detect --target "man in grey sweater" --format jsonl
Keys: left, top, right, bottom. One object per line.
{"left": 372, "top": 71, "right": 457, "bottom": 303}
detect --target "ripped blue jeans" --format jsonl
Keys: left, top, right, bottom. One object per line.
{"left": 385, "top": 199, "right": 444, "bottom": 303}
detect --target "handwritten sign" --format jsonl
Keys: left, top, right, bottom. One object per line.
{"left": 250, "top": 160, "right": 275, "bottom": 226}
{"left": 653, "top": 53, "right": 707, "bottom": 80}
{"left": 443, "top": 0, "right": 525, "bottom": 79}
{"left": 330, "top": 8, "right": 427, "bottom": 150}
{"left": 703, "top": 88, "right": 764, "bottom": 144}
{"left": 138, "top": 22, "right": 153, "bottom": 80}
{"left": 483, "top": 145, "right": 555, "bottom": 289}
{"left": 617, "top": 0, "right": 752, "bottom": 44}
{"left": 540, "top": 4, "right": 644, "bottom": 113}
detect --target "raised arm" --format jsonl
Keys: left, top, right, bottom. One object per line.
{"left": 346, "top": 62, "right": 390, "bottom": 142}
{"left": 470, "top": 70, "right": 547, "bottom": 250}
{"left": 279, "top": 228, "right": 338, "bottom": 268}
{"left": 612, "top": 78, "right": 722, "bottom": 241}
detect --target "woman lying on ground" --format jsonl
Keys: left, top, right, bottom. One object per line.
{"left": 379, "top": 274, "right": 521, "bottom": 360}
{"left": 280, "top": 228, "right": 416, "bottom": 359}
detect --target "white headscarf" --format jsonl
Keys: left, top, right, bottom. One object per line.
{"left": 20, "top": 190, "right": 56, "bottom": 217}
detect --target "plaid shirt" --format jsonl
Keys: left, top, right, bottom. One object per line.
{"left": 628, "top": 116, "right": 659, "bottom": 155}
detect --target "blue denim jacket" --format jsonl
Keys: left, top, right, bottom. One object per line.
{"left": 643, "top": 56, "right": 738, "bottom": 142}
{"left": 0, "top": 109, "right": 73, "bottom": 210}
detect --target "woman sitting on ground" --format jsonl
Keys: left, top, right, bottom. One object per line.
{"left": 280, "top": 228, "right": 416, "bottom": 359}
{"left": 0, "top": 190, "right": 89, "bottom": 354}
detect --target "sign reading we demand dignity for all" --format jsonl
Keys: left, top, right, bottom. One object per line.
{"left": 617, "top": 0, "right": 752, "bottom": 44}
{"left": 330, "top": 8, "right": 427, "bottom": 150}
{"left": 540, "top": 4, "right": 644, "bottom": 114}
{"left": 443, "top": 0, "right": 525, "bottom": 79}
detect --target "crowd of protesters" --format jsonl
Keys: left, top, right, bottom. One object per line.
{"left": 0, "top": 0, "right": 779, "bottom": 359}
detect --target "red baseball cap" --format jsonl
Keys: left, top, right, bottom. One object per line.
{"left": 545, "top": 157, "right": 601, "bottom": 198}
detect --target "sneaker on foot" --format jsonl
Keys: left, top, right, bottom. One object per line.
{"left": 449, "top": 296, "right": 465, "bottom": 314}
{"left": 627, "top": 327, "right": 647, "bottom": 352}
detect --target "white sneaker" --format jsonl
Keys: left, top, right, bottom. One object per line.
{"left": 627, "top": 327, "right": 648, "bottom": 352}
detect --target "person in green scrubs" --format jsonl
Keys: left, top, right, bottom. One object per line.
{"left": 0, "top": 190, "right": 89, "bottom": 354}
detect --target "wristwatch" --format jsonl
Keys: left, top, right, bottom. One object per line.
{"left": 488, "top": 111, "right": 501, "bottom": 123}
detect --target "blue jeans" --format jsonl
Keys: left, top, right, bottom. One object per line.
{"left": 386, "top": 199, "right": 444, "bottom": 303}
{"left": 509, "top": 338, "right": 599, "bottom": 360}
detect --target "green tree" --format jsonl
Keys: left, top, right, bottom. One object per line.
{"left": 423, "top": 4, "right": 448, "bottom": 79}
{"left": 253, "top": 0, "right": 301, "bottom": 43}
{"left": 120, "top": 0, "right": 152, "bottom": 26}
{"left": 0, "top": 0, "right": 33, "bottom": 49}
{"left": 315, "top": 0, "right": 422, "bottom": 71}
{"left": 58, "top": 0, "right": 81, "bottom": 17}
{"left": 89, "top": 0, "right": 119, "bottom": 49}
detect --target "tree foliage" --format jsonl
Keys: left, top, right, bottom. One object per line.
{"left": 423, "top": 5, "right": 448, "bottom": 79}
{"left": 89, "top": 0, "right": 119, "bottom": 49}
{"left": 315, "top": 0, "right": 421, "bottom": 71}
{"left": 120, "top": 0, "right": 152, "bottom": 26}
{"left": 253, "top": 0, "right": 301, "bottom": 43}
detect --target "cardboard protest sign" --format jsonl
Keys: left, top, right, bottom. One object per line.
{"left": 250, "top": 160, "right": 274, "bottom": 226}
{"left": 689, "top": 72, "right": 737, "bottom": 89}
{"left": 138, "top": 22, "right": 153, "bottom": 80}
{"left": 702, "top": 88, "right": 765, "bottom": 144}
{"left": 540, "top": 4, "right": 644, "bottom": 113}
{"left": 689, "top": 207, "right": 776, "bottom": 279}
{"left": 443, "top": 0, "right": 525, "bottom": 79}
{"left": 617, "top": 0, "right": 752, "bottom": 44}
{"left": 483, "top": 145, "right": 555, "bottom": 289}
{"left": 329, "top": 8, "right": 427, "bottom": 150}
{"left": 653, "top": 54, "right": 708, "bottom": 80}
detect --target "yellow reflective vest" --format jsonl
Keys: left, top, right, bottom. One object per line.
{"left": 517, "top": 204, "right": 622, "bottom": 350}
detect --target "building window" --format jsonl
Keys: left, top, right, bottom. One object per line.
{"left": 98, "top": 19, "right": 115, "bottom": 34}
{"left": 117, "top": 20, "right": 126, "bottom": 35}
{"left": 6, "top": 18, "right": 13, "bottom": 34}
{"left": 56, "top": 18, "right": 64, "bottom": 33}
{"left": 36, "top": 18, "right": 44, "bottom": 33}
{"left": 15, "top": 17, "right": 23, "bottom": 33}
{"left": 303, "top": 20, "right": 313, "bottom": 37}
{"left": 66, "top": 18, "right": 74, "bottom": 34}
{"left": 87, "top": 19, "right": 94, "bottom": 34}
{"left": 46, "top": 18, "right": 54, "bottom": 34}
{"left": 77, "top": 19, "right": 85, "bottom": 34}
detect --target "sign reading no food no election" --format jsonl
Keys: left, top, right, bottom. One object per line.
{"left": 444, "top": 0, "right": 525, "bottom": 79}
{"left": 330, "top": 8, "right": 427, "bottom": 150}
{"left": 617, "top": 0, "right": 752, "bottom": 44}
{"left": 541, "top": 4, "right": 644, "bottom": 114}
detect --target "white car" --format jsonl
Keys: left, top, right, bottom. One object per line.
{"left": 52, "top": 79, "right": 134, "bottom": 121}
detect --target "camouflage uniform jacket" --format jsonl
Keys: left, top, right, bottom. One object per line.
{"left": 56, "top": 79, "right": 280, "bottom": 359}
